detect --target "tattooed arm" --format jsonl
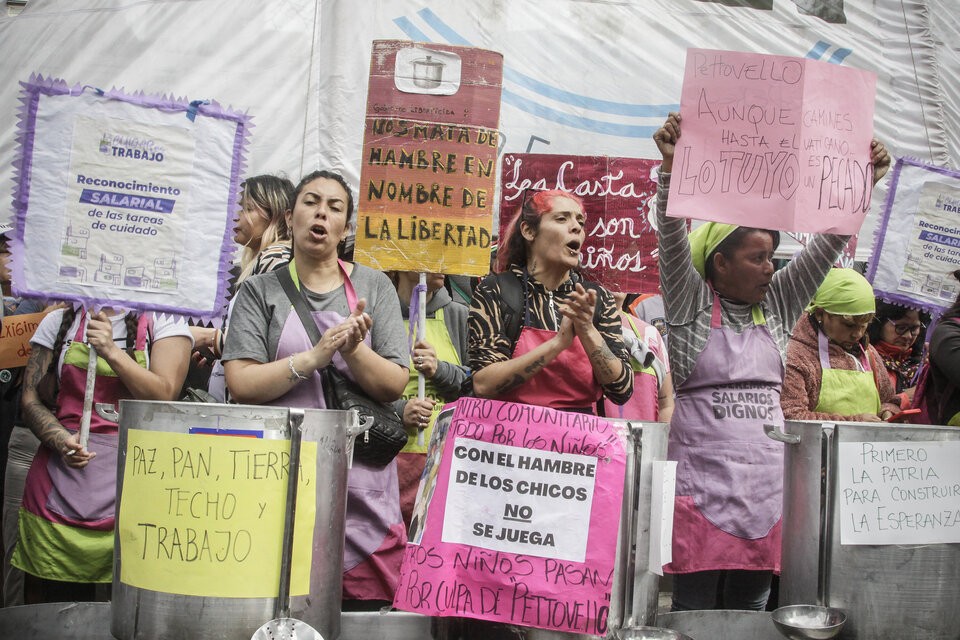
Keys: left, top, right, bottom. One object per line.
{"left": 20, "top": 344, "right": 95, "bottom": 468}
{"left": 470, "top": 328, "right": 572, "bottom": 398}
{"left": 561, "top": 284, "right": 633, "bottom": 404}
{"left": 468, "top": 276, "right": 573, "bottom": 398}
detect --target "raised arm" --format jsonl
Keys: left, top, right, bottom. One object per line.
{"left": 767, "top": 139, "right": 891, "bottom": 329}
{"left": 652, "top": 113, "right": 711, "bottom": 325}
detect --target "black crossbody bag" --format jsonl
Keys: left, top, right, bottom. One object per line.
{"left": 277, "top": 267, "right": 406, "bottom": 466}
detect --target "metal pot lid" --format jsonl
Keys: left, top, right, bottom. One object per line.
{"left": 412, "top": 55, "right": 444, "bottom": 68}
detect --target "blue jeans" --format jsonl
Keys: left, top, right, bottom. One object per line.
{"left": 671, "top": 570, "right": 772, "bottom": 611}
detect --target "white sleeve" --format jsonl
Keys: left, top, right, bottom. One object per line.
{"left": 149, "top": 313, "right": 195, "bottom": 345}
{"left": 644, "top": 324, "right": 670, "bottom": 374}
{"left": 30, "top": 308, "right": 68, "bottom": 350}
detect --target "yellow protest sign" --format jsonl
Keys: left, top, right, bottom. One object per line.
{"left": 117, "top": 429, "right": 317, "bottom": 598}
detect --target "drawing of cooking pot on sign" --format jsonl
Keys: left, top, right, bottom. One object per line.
{"left": 395, "top": 46, "right": 461, "bottom": 96}
{"left": 413, "top": 55, "right": 443, "bottom": 88}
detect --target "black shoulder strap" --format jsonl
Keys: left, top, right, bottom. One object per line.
{"left": 277, "top": 267, "right": 323, "bottom": 345}
{"left": 494, "top": 271, "right": 524, "bottom": 343}
{"left": 492, "top": 271, "right": 604, "bottom": 341}
{"left": 277, "top": 267, "right": 337, "bottom": 405}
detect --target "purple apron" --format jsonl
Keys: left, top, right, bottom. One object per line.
{"left": 16, "top": 314, "right": 149, "bottom": 582}
{"left": 267, "top": 261, "right": 405, "bottom": 601}
{"left": 666, "top": 295, "right": 784, "bottom": 573}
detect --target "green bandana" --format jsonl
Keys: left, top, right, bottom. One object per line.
{"left": 688, "top": 222, "right": 738, "bottom": 279}
{"left": 807, "top": 268, "right": 876, "bottom": 315}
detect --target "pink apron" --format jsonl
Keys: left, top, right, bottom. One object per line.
{"left": 16, "top": 315, "right": 149, "bottom": 583}
{"left": 269, "top": 261, "right": 405, "bottom": 601}
{"left": 498, "top": 325, "right": 602, "bottom": 411}
{"left": 602, "top": 313, "right": 660, "bottom": 421}
{"left": 497, "top": 275, "right": 602, "bottom": 411}
{"left": 665, "top": 295, "right": 783, "bottom": 574}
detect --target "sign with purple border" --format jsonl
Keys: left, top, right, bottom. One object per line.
{"left": 9, "top": 75, "right": 248, "bottom": 321}
{"left": 867, "top": 157, "right": 960, "bottom": 314}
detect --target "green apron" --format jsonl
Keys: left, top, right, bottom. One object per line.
{"left": 813, "top": 328, "right": 881, "bottom": 416}
{"left": 401, "top": 308, "right": 460, "bottom": 454}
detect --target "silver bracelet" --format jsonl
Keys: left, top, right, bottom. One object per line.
{"left": 288, "top": 354, "right": 309, "bottom": 382}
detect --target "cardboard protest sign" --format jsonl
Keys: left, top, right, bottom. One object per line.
{"left": 9, "top": 76, "right": 247, "bottom": 321}
{"left": 395, "top": 398, "right": 627, "bottom": 635}
{"left": 499, "top": 154, "right": 661, "bottom": 293}
{"left": 117, "top": 429, "right": 317, "bottom": 598}
{"left": 355, "top": 40, "right": 504, "bottom": 277}
{"left": 867, "top": 158, "right": 960, "bottom": 313}
{"left": 669, "top": 49, "right": 877, "bottom": 234}
{"left": 838, "top": 440, "right": 960, "bottom": 545}
{"left": 0, "top": 309, "right": 51, "bottom": 369}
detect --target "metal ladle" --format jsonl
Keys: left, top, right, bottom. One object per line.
{"left": 252, "top": 410, "right": 323, "bottom": 640}
{"left": 771, "top": 604, "right": 847, "bottom": 640}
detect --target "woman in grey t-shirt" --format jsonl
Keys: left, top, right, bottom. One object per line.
{"left": 224, "top": 170, "right": 409, "bottom": 607}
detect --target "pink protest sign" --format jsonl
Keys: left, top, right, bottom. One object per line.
{"left": 395, "top": 398, "right": 627, "bottom": 635}
{"left": 499, "top": 154, "right": 661, "bottom": 293}
{"left": 669, "top": 48, "right": 877, "bottom": 234}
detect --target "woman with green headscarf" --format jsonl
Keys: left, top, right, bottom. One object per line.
{"left": 783, "top": 268, "right": 901, "bottom": 422}
{"left": 651, "top": 113, "right": 891, "bottom": 612}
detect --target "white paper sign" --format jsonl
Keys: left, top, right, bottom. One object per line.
{"left": 648, "top": 460, "right": 677, "bottom": 574}
{"left": 60, "top": 115, "right": 193, "bottom": 292}
{"left": 895, "top": 182, "right": 960, "bottom": 302}
{"left": 868, "top": 158, "right": 960, "bottom": 313}
{"left": 11, "top": 78, "right": 246, "bottom": 321}
{"left": 838, "top": 441, "right": 960, "bottom": 545}
{"left": 441, "top": 438, "right": 597, "bottom": 562}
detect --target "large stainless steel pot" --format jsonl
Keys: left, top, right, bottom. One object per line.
{"left": 108, "top": 400, "right": 367, "bottom": 640}
{"left": 655, "top": 610, "right": 781, "bottom": 640}
{"left": 0, "top": 603, "right": 435, "bottom": 639}
{"left": 608, "top": 420, "right": 670, "bottom": 632}
{"left": 521, "top": 420, "right": 670, "bottom": 640}
{"left": 769, "top": 420, "right": 960, "bottom": 639}
{"left": 429, "top": 420, "right": 669, "bottom": 640}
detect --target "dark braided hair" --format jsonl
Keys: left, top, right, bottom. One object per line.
{"left": 123, "top": 312, "right": 139, "bottom": 358}
{"left": 47, "top": 309, "right": 142, "bottom": 379}
{"left": 47, "top": 307, "right": 78, "bottom": 379}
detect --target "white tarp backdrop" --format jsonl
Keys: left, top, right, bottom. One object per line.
{"left": 2, "top": 0, "right": 957, "bottom": 261}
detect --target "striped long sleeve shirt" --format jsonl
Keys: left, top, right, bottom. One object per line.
{"left": 655, "top": 172, "right": 849, "bottom": 388}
